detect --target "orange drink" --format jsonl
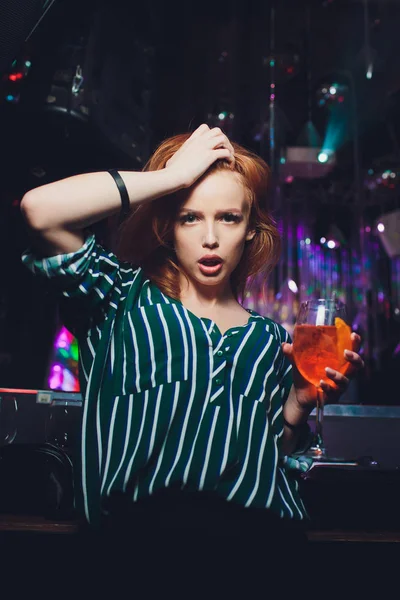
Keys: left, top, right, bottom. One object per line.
{"left": 293, "top": 320, "right": 352, "bottom": 388}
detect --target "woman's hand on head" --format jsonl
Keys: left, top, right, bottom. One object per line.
{"left": 165, "top": 124, "right": 235, "bottom": 189}
{"left": 281, "top": 332, "right": 364, "bottom": 408}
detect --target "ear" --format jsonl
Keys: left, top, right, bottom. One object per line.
{"left": 245, "top": 228, "right": 256, "bottom": 242}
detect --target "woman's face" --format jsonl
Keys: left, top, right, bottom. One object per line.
{"left": 173, "top": 170, "right": 255, "bottom": 295}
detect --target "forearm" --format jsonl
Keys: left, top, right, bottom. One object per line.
{"left": 281, "top": 385, "right": 313, "bottom": 455}
{"left": 20, "top": 169, "right": 182, "bottom": 233}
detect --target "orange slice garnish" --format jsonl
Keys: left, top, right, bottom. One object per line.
{"left": 335, "top": 317, "right": 352, "bottom": 373}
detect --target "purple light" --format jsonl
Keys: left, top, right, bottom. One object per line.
{"left": 49, "top": 373, "right": 62, "bottom": 389}
{"left": 285, "top": 175, "right": 294, "bottom": 184}
{"left": 54, "top": 326, "right": 73, "bottom": 349}
{"left": 365, "top": 226, "right": 371, "bottom": 233}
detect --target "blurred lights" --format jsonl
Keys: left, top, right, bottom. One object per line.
{"left": 9, "top": 72, "right": 24, "bottom": 81}
{"left": 317, "top": 82, "right": 348, "bottom": 108}
{"left": 288, "top": 279, "right": 299, "bottom": 294}
{"left": 5, "top": 93, "right": 20, "bottom": 104}
{"left": 48, "top": 325, "right": 80, "bottom": 391}
{"left": 317, "top": 151, "right": 329, "bottom": 164}
{"left": 4, "top": 57, "right": 32, "bottom": 105}
{"left": 327, "top": 240, "right": 336, "bottom": 249}
{"left": 365, "top": 168, "right": 398, "bottom": 190}
{"left": 207, "top": 110, "right": 234, "bottom": 132}
{"left": 377, "top": 223, "right": 385, "bottom": 233}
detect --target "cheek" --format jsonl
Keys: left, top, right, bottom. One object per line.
{"left": 173, "top": 230, "right": 194, "bottom": 260}
{"left": 173, "top": 229, "right": 187, "bottom": 248}
{"left": 229, "top": 231, "right": 248, "bottom": 251}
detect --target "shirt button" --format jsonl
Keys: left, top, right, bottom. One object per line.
{"left": 215, "top": 378, "right": 222, "bottom": 385}
{"left": 217, "top": 350, "right": 223, "bottom": 356}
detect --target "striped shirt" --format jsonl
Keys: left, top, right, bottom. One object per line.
{"left": 22, "top": 234, "right": 308, "bottom": 525}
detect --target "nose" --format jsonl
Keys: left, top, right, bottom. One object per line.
{"left": 202, "top": 224, "right": 219, "bottom": 249}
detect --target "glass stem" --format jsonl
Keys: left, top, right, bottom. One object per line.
{"left": 313, "top": 387, "right": 325, "bottom": 455}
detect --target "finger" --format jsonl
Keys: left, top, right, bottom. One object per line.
{"left": 208, "top": 127, "right": 224, "bottom": 137}
{"left": 281, "top": 342, "right": 294, "bottom": 359}
{"left": 226, "top": 153, "right": 235, "bottom": 167}
{"left": 319, "top": 379, "right": 341, "bottom": 401}
{"left": 224, "top": 139, "right": 235, "bottom": 160}
{"left": 211, "top": 132, "right": 233, "bottom": 154}
{"left": 344, "top": 349, "right": 364, "bottom": 369}
{"left": 212, "top": 138, "right": 235, "bottom": 167}
{"left": 324, "top": 367, "right": 349, "bottom": 389}
{"left": 350, "top": 332, "right": 361, "bottom": 353}
{"left": 190, "top": 124, "right": 210, "bottom": 139}
{"left": 209, "top": 133, "right": 229, "bottom": 149}
{"left": 213, "top": 148, "right": 234, "bottom": 163}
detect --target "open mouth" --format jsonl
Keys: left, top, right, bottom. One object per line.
{"left": 198, "top": 257, "right": 223, "bottom": 275}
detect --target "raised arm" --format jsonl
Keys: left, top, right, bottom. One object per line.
{"left": 20, "top": 124, "right": 234, "bottom": 257}
{"left": 20, "top": 169, "right": 183, "bottom": 256}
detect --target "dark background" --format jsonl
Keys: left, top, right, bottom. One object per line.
{"left": 1, "top": 0, "right": 400, "bottom": 400}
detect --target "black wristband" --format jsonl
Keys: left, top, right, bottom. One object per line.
{"left": 283, "top": 417, "right": 308, "bottom": 431}
{"left": 108, "top": 169, "right": 130, "bottom": 223}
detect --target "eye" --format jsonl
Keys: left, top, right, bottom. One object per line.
{"left": 221, "top": 213, "right": 242, "bottom": 223}
{"left": 179, "top": 213, "right": 198, "bottom": 224}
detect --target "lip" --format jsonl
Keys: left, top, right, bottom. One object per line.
{"left": 198, "top": 254, "right": 223, "bottom": 264}
{"left": 198, "top": 255, "right": 224, "bottom": 276}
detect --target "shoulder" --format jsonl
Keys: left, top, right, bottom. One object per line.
{"left": 247, "top": 309, "right": 292, "bottom": 343}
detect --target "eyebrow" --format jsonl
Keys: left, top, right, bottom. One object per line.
{"left": 179, "top": 208, "right": 244, "bottom": 214}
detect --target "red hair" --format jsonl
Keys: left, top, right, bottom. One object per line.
{"left": 116, "top": 133, "right": 281, "bottom": 301}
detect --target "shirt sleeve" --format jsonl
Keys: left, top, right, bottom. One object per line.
{"left": 21, "top": 234, "right": 120, "bottom": 302}
{"left": 21, "top": 234, "right": 131, "bottom": 337}
{"left": 275, "top": 323, "right": 313, "bottom": 470}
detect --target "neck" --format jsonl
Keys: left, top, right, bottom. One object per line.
{"left": 178, "top": 275, "right": 236, "bottom": 309}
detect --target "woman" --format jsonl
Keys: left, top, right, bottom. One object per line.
{"left": 20, "top": 124, "right": 363, "bottom": 590}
